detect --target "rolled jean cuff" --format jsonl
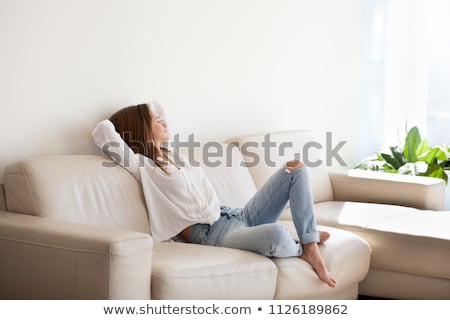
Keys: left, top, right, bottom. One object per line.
{"left": 299, "top": 231, "right": 320, "bottom": 244}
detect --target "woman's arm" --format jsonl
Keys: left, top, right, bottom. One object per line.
{"left": 92, "top": 119, "right": 142, "bottom": 181}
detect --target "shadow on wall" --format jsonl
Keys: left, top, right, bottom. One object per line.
{"left": 65, "top": 125, "right": 101, "bottom": 156}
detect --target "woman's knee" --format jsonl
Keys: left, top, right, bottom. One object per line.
{"left": 264, "top": 224, "right": 299, "bottom": 257}
{"left": 285, "top": 159, "right": 304, "bottom": 172}
{"left": 265, "top": 224, "right": 292, "bottom": 244}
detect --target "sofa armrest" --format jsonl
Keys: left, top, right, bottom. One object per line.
{"left": 0, "top": 210, "right": 153, "bottom": 299}
{"left": 329, "top": 169, "right": 446, "bottom": 211}
{"left": 0, "top": 183, "right": 6, "bottom": 211}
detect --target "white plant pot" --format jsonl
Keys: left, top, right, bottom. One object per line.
{"left": 445, "top": 186, "right": 450, "bottom": 210}
{"left": 445, "top": 171, "right": 450, "bottom": 211}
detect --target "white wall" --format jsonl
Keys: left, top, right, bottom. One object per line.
{"left": 0, "top": 0, "right": 362, "bottom": 181}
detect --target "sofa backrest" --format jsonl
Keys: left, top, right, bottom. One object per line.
{"left": 3, "top": 155, "right": 150, "bottom": 234}
{"left": 189, "top": 144, "right": 258, "bottom": 208}
{"left": 2, "top": 130, "right": 332, "bottom": 234}
{"left": 226, "top": 130, "right": 334, "bottom": 203}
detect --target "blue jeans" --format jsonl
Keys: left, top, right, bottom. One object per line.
{"left": 189, "top": 166, "right": 320, "bottom": 257}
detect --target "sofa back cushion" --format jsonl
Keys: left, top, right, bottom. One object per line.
{"left": 225, "top": 130, "right": 334, "bottom": 203}
{"left": 3, "top": 155, "right": 150, "bottom": 233}
{"left": 179, "top": 144, "right": 257, "bottom": 208}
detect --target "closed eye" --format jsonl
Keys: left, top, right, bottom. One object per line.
{"left": 156, "top": 117, "right": 166, "bottom": 124}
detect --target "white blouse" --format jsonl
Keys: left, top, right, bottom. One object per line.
{"left": 92, "top": 102, "right": 220, "bottom": 242}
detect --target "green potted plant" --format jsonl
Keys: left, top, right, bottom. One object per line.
{"left": 355, "top": 126, "right": 450, "bottom": 185}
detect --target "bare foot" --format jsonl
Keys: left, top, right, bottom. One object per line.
{"left": 300, "top": 242, "right": 336, "bottom": 288}
{"left": 319, "top": 231, "right": 330, "bottom": 244}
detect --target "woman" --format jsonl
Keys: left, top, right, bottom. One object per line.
{"left": 92, "top": 101, "right": 336, "bottom": 288}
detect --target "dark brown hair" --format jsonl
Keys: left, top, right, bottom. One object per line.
{"left": 109, "top": 103, "right": 173, "bottom": 174}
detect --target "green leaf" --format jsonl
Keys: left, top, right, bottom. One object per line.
{"left": 390, "top": 146, "right": 406, "bottom": 166}
{"left": 354, "top": 159, "right": 383, "bottom": 171}
{"left": 436, "top": 144, "right": 450, "bottom": 159}
{"left": 416, "top": 139, "right": 431, "bottom": 157}
{"left": 404, "top": 126, "right": 421, "bottom": 162}
{"left": 418, "top": 147, "right": 448, "bottom": 164}
{"left": 380, "top": 153, "right": 402, "bottom": 170}
{"left": 354, "top": 154, "right": 383, "bottom": 171}
{"left": 427, "top": 164, "right": 444, "bottom": 179}
{"left": 443, "top": 160, "right": 450, "bottom": 170}
{"left": 382, "top": 164, "right": 397, "bottom": 173}
{"left": 420, "top": 161, "right": 448, "bottom": 184}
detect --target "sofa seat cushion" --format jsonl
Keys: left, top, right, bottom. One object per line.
{"left": 151, "top": 242, "right": 278, "bottom": 299}
{"left": 274, "top": 223, "right": 371, "bottom": 299}
{"left": 314, "top": 201, "right": 450, "bottom": 280}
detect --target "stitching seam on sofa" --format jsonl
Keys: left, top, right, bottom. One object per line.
{"left": 357, "top": 228, "right": 450, "bottom": 248}
{"left": 0, "top": 236, "right": 148, "bottom": 256}
{"left": 151, "top": 268, "right": 277, "bottom": 280}
{"left": 23, "top": 164, "right": 40, "bottom": 215}
{"left": 369, "top": 267, "right": 450, "bottom": 282}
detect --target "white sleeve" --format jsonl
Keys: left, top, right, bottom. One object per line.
{"left": 92, "top": 119, "right": 142, "bottom": 181}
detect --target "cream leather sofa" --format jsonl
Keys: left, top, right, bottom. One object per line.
{"left": 229, "top": 131, "right": 450, "bottom": 299}
{"left": 0, "top": 130, "right": 448, "bottom": 299}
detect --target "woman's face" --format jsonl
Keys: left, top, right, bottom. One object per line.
{"left": 149, "top": 108, "right": 170, "bottom": 144}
